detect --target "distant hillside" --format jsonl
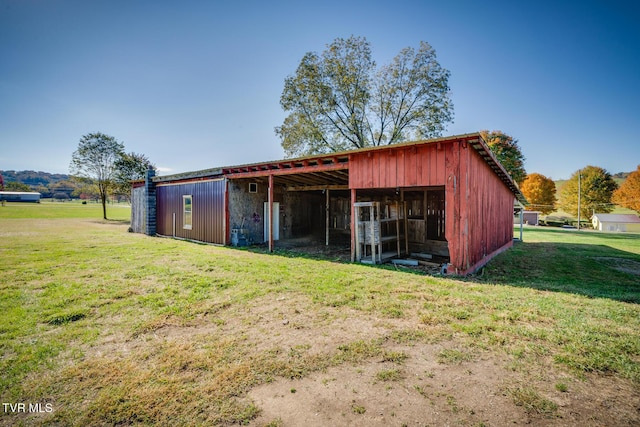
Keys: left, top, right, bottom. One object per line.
{"left": 613, "top": 171, "right": 629, "bottom": 180}
{"left": 1, "top": 170, "right": 70, "bottom": 186}
{"left": 1, "top": 170, "right": 76, "bottom": 199}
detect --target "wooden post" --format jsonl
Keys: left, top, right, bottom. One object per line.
{"left": 519, "top": 204, "right": 524, "bottom": 241}
{"left": 351, "top": 189, "right": 357, "bottom": 262}
{"left": 404, "top": 201, "right": 409, "bottom": 255}
{"left": 396, "top": 201, "right": 401, "bottom": 256}
{"left": 325, "top": 188, "right": 330, "bottom": 246}
{"left": 370, "top": 202, "right": 376, "bottom": 263}
{"left": 268, "top": 174, "right": 274, "bottom": 252}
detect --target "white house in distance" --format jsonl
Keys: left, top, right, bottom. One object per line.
{"left": 592, "top": 213, "right": 640, "bottom": 233}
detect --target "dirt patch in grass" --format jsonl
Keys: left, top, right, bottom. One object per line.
{"left": 249, "top": 337, "right": 640, "bottom": 426}
{"left": 249, "top": 344, "right": 525, "bottom": 426}
{"left": 56, "top": 295, "right": 640, "bottom": 426}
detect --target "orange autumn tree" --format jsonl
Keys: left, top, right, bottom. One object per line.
{"left": 520, "top": 173, "right": 556, "bottom": 214}
{"left": 612, "top": 165, "right": 640, "bottom": 214}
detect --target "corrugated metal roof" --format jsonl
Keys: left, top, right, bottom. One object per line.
{"left": 152, "top": 167, "right": 224, "bottom": 183}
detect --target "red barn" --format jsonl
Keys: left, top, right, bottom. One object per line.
{"left": 132, "top": 133, "right": 525, "bottom": 275}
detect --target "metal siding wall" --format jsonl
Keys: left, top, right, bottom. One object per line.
{"left": 156, "top": 179, "right": 226, "bottom": 244}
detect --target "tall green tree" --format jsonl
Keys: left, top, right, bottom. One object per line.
{"left": 113, "top": 152, "right": 156, "bottom": 200}
{"left": 276, "top": 36, "right": 453, "bottom": 157}
{"left": 480, "top": 130, "right": 527, "bottom": 184}
{"left": 612, "top": 165, "right": 640, "bottom": 213}
{"left": 558, "top": 166, "right": 618, "bottom": 219}
{"left": 70, "top": 132, "right": 124, "bottom": 220}
{"left": 520, "top": 173, "right": 556, "bottom": 214}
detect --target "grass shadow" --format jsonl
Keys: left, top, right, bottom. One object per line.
{"left": 221, "top": 228, "right": 640, "bottom": 303}
{"left": 474, "top": 239, "right": 640, "bottom": 304}
{"left": 89, "top": 218, "right": 131, "bottom": 225}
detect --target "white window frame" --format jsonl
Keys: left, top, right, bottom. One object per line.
{"left": 183, "top": 195, "right": 192, "bottom": 230}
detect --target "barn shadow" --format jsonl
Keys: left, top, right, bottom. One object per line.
{"left": 473, "top": 240, "right": 640, "bottom": 304}
{"left": 232, "top": 232, "right": 640, "bottom": 304}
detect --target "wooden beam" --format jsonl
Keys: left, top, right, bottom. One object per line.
{"left": 285, "top": 184, "right": 349, "bottom": 192}
{"left": 225, "top": 161, "right": 348, "bottom": 179}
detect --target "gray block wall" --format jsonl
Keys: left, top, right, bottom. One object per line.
{"left": 145, "top": 168, "right": 156, "bottom": 236}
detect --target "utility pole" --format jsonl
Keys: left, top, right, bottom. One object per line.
{"left": 577, "top": 169, "right": 581, "bottom": 230}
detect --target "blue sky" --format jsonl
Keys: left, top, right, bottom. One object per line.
{"left": 1, "top": 0, "right": 638, "bottom": 180}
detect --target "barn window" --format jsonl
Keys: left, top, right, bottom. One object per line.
{"left": 183, "top": 195, "right": 192, "bottom": 229}
{"left": 249, "top": 182, "right": 258, "bottom": 193}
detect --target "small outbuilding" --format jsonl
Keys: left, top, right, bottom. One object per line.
{"left": 514, "top": 210, "right": 540, "bottom": 226}
{"left": 592, "top": 213, "right": 640, "bottom": 233}
{"left": 0, "top": 191, "right": 41, "bottom": 203}
{"left": 132, "top": 133, "right": 526, "bottom": 275}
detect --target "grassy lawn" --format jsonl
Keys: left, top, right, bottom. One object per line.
{"left": 1, "top": 210, "right": 639, "bottom": 425}
{"left": 483, "top": 227, "right": 640, "bottom": 303}
{"left": 0, "top": 200, "right": 131, "bottom": 221}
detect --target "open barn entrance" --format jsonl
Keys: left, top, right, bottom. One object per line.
{"left": 225, "top": 153, "right": 352, "bottom": 258}
{"left": 225, "top": 155, "right": 448, "bottom": 264}
{"left": 403, "top": 187, "right": 449, "bottom": 258}
{"left": 353, "top": 186, "right": 449, "bottom": 265}
{"left": 277, "top": 188, "right": 352, "bottom": 259}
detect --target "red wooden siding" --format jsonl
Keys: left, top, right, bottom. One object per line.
{"left": 445, "top": 142, "right": 514, "bottom": 274}
{"left": 156, "top": 179, "right": 226, "bottom": 244}
{"left": 350, "top": 138, "right": 516, "bottom": 274}
{"left": 349, "top": 144, "right": 448, "bottom": 189}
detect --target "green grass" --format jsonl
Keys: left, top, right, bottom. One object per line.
{"left": 507, "top": 385, "right": 558, "bottom": 415}
{"left": 482, "top": 227, "right": 640, "bottom": 302}
{"left": 0, "top": 200, "right": 131, "bottom": 220}
{"left": 1, "top": 212, "right": 639, "bottom": 425}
